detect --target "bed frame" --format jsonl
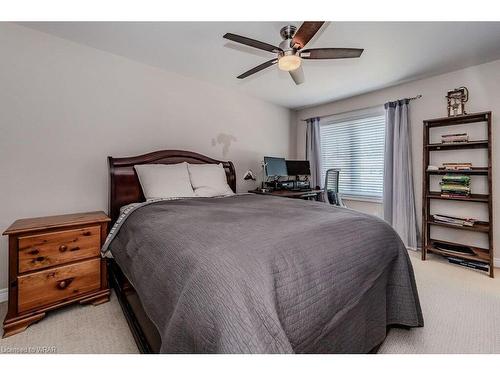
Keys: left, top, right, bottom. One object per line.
{"left": 107, "top": 149, "right": 236, "bottom": 353}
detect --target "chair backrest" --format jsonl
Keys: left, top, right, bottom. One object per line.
{"left": 325, "top": 168, "right": 341, "bottom": 193}
{"left": 324, "top": 169, "right": 345, "bottom": 207}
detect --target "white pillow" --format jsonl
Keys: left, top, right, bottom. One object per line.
{"left": 187, "top": 163, "right": 235, "bottom": 197}
{"left": 134, "top": 163, "right": 195, "bottom": 200}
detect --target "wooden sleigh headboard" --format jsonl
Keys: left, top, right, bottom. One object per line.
{"left": 108, "top": 150, "right": 236, "bottom": 223}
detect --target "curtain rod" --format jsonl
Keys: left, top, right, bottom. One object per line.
{"left": 300, "top": 94, "right": 423, "bottom": 121}
{"left": 407, "top": 94, "right": 423, "bottom": 101}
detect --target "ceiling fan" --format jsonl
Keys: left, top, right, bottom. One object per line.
{"left": 223, "top": 22, "right": 364, "bottom": 85}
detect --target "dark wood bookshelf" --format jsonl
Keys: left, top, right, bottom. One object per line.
{"left": 422, "top": 111, "right": 494, "bottom": 277}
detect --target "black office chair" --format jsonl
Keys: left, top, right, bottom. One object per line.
{"left": 324, "top": 169, "right": 346, "bottom": 207}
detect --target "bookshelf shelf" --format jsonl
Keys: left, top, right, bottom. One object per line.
{"left": 422, "top": 111, "right": 494, "bottom": 277}
{"left": 426, "top": 112, "right": 491, "bottom": 127}
{"left": 426, "top": 241, "right": 490, "bottom": 264}
{"left": 426, "top": 140, "right": 489, "bottom": 151}
{"left": 426, "top": 192, "right": 489, "bottom": 202}
{"left": 426, "top": 168, "right": 488, "bottom": 175}
{"left": 428, "top": 217, "right": 490, "bottom": 233}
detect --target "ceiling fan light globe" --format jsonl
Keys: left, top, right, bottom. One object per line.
{"left": 278, "top": 55, "right": 301, "bottom": 72}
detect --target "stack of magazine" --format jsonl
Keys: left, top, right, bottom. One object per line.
{"left": 441, "top": 133, "right": 469, "bottom": 143}
{"left": 440, "top": 174, "right": 470, "bottom": 197}
{"left": 447, "top": 257, "right": 489, "bottom": 272}
{"left": 442, "top": 162, "right": 472, "bottom": 171}
{"left": 432, "top": 214, "right": 476, "bottom": 227}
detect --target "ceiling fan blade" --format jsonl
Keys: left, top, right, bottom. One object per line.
{"left": 292, "top": 22, "right": 325, "bottom": 49}
{"left": 237, "top": 59, "right": 278, "bottom": 79}
{"left": 289, "top": 66, "right": 305, "bottom": 85}
{"left": 223, "top": 33, "right": 282, "bottom": 53}
{"left": 300, "top": 48, "right": 364, "bottom": 59}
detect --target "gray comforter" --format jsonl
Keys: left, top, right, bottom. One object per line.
{"left": 105, "top": 194, "right": 423, "bottom": 353}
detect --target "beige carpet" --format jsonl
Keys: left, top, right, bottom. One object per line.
{"left": 379, "top": 252, "right": 500, "bottom": 354}
{"left": 1, "top": 252, "right": 499, "bottom": 354}
{"left": 0, "top": 292, "right": 139, "bottom": 354}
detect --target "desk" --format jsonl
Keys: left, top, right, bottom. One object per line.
{"left": 249, "top": 189, "right": 324, "bottom": 201}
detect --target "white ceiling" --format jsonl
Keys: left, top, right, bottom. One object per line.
{"left": 20, "top": 22, "right": 500, "bottom": 109}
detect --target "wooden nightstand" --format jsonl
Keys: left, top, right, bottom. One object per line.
{"left": 2, "top": 211, "right": 111, "bottom": 337}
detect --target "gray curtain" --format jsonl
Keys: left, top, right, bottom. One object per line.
{"left": 383, "top": 100, "right": 419, "bottom": 249}
{"left": 305, "top": 117, "right": 323, "bottom": 190}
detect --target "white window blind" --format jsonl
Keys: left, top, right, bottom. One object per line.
{"left": 320, "top": 113, "right": 385, "bottom": 200}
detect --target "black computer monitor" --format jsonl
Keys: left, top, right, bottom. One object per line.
{"left": 264, "top": 156, "right": 288, "bottom": 177}
{"left": 286, "top": 160, "right": 311, "bottom": 176}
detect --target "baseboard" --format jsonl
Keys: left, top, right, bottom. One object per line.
{"left": 407, "top": 247, "right": 420, "bottom": 252}
{"left": 0, "top": 288, "right": 7, "bottom": 303}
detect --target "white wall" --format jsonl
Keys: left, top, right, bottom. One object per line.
{"left": 0, "top": 23, "right": 292, "bottom": 290}
{"left": 294, "top": 59, "right": 500, "bottom": 258}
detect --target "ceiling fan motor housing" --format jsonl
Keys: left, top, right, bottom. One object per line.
{"left": 279, "top": 25, "right": 297, "bottom": 52}
{"left": 280, "top": 25, "right": 296, "bottom": 40}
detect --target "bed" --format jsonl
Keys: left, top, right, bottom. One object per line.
{"left": 105, "top": 149, "right": 423, "bottom": 353}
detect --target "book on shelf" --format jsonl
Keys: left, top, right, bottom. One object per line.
{"left": 440, "top": 193, "right": 472, "bottom": 198}
{"left": 447, "top": 257, "right": 489, "bottom": 272}
{"left": 440, "top": 184, "right": 470, "bottom": 193}
{"left": 442, "top": 162, "right": 472, "bottom": 171}
{"left": 441, "top": 174, "right": 471, "bottom": 184}
{"left": 441, "top": 133, "right": 469, "bottom": 144}
{"left": 440, "top": 172, "right": 471, "bottom": 197}
{"left": 432, "top": 214, "right": 476, "bottom": 227}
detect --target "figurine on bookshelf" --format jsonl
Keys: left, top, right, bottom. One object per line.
{"left": 446, "top": 86, "right": 469, "bottom": 117}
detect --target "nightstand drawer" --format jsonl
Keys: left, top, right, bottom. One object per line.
{"left": 18, "top": 258, "right": 101, "bottom": 313}
{"left": 18, "top": 226, "right": 101, "bottom": 273}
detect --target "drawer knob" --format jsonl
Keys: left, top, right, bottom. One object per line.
{"left": 59, "top": 244, "right": 68, "bottom": 252}
{"left": 57, "top": 277, "right": 74, "bottom": 290}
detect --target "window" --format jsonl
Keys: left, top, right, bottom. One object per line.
{"left": 320, "top": 111, "right": 385, "bottom": 201}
